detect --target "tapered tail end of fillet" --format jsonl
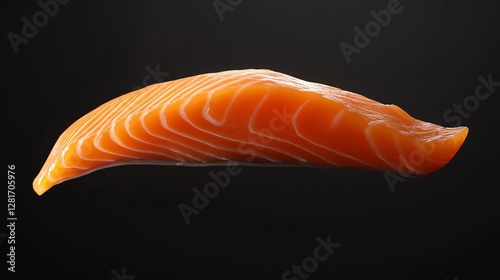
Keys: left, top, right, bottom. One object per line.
{"left": 33, "top": 173, "right": 53, "bottom": 196}
{"left": 420, "top": 126, "right": 469, "bottom": 175}
{"left": 441, "top": 126, "right": 469, "bottom": 163}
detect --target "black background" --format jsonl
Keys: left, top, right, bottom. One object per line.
{"left": 3, "top": 0, "right": 500, "bottom": 279}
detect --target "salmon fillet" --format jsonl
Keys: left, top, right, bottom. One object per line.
{"left": 33, "top": 69, "right": 468, "bottom": 195}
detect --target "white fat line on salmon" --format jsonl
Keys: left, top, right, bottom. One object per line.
{"left": 202, "top": 83, "right": 247, "bottom": 126}
{"left": 160, "top": 104, "right": 227, "bottom": 161}
{"left": 93, "top": 132, "right": 142, "bottom": 161}
{"left": 139, "top": 106, "right": 209, "bottom": 161}
{"left": 131, "top": 83, "right": 173, "bottom": 117}
{"left": 226, "top": 86, "right": 333, "bottom": 164}
{"left": 393, "top": 138, "right": 425, "bottom": 175}
{"left": 246, "top": 110, "right": 333, "bottom": 164}
{"left": 385, "top": 140, "right": 437, "bottom": 192}
{"left": 60, "top": 147, "right": 88, "bottom": 170}
{"left": 245, "top": 90, "right": 306, "bottom": 162}
{"left": 124, "top": 81, "right": 171, "bottom": 117}
{"left": 69, "top": 76, "right": 169, "bottom": 147}
{"left": 133, "top": 111, "right": 203, "bottom": 163}
{"left": 144, "top": 107, "right": 221, "bottom": 161}
{"left": 178, "top": 162, "right": 242, "bottom": 225}
{"left": 182, "top": 71, "right": 348, "bottom": 163}
{"left": 292, "top": 99, "right": 373, "bottom": 167}
{"left": 131, "top": 64, "right": 170, "bottom": 91}
{"left": 251, "top": 100, "right": 338, "bottom": 165}
{"left": 139, "top": 77, "right": 183, "bottom": 106}
{"left": 339, "top": 0, "right": 405, "bottom": 64}
{"left": 76, "top": 138, "right": 112, "bottom": 163}
{"left": 264, "top": 75, "right": 326, "bottom": 94}
{"left": 65, "top": 134, "right": 139, "bottom": 170}
{"left": 414, "top": 139, "right": 445, "bottom": 165}
{"left": 69, "top": 92, "right": 136, "bottom": 146}
{"left": 178, "top": 81, "right": 293, "bottom": 162}
{"left": 107, "top": 90, "right": 152, "bottom": 129}
{"left": 166, "top": 71, "right": 226, "bottom": 103}
{"left": 178, "top": 98, "right": 323, "bottom": 225}
{"left": 34, "top": 69, "right": 469, "bottom": 196}
{"left": 125, "top": 114, "right": 196, "bottom": 162}
{"left": 109, "top": 121, "right": 177, "bottom": 160}
{"left": 364, "top": 126, "right": 400, "bottom": 171}
{"left": 331, "top": 109, "right": 346, "bottom": 128}
{"left": 183, "top": 81, "right": 284, "bottom": 162}
{"left": 238, "top": 93, "right": 315, "bottom": 163}
{"left": 385, "top": 73, "right": 498, "bottom": 192}
{"left": 160, "top": 74, "right": 210, "bottom": 105}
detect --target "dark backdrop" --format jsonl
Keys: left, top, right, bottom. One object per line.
{"left": 3, "top": 0, "right": 500, "bottom": 279}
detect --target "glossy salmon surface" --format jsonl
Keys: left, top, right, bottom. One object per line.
{"left": 33, "top": 69, "right": 468, "bottom": 195}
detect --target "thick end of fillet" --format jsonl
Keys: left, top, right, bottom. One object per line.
{"left": 421, "top": 126, "right": 468, "bottom": 174}
{"left": 370, "top": 124, "right": 469, "bottom": 176}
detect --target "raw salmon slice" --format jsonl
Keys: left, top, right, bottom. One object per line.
{"left": 33, "top": 69, "right": 468, "bottom": 195}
